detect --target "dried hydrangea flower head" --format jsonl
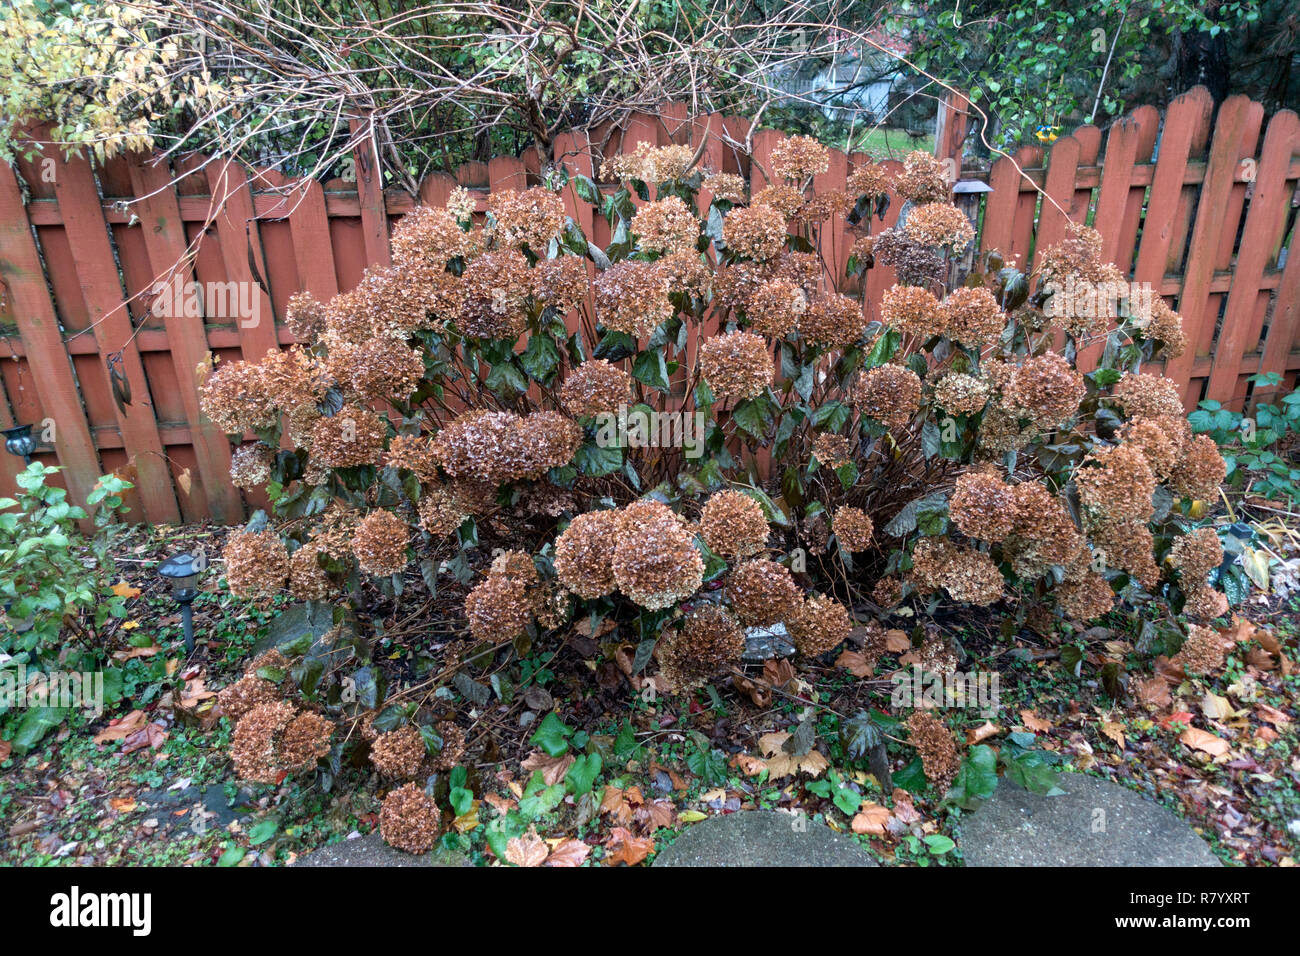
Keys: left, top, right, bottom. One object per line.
{"left": 199, "top": 359, "right": 278, "bottom": 435}
{"left": 380, "top": 783, "right": 442, "bottom": 854}
{"left": 949, "top": 470, "right": 1016, "bottom": 542}
{"left": 559, "top": 359, "right": 632, "bottom": 419}
{"left": 230, "top": 443, "right": 274, "bottom": 490}
{"left": 1118, "top": 418, "right": 1178, "bottom": 480}
{"left": 832, "top": 506, "right": 874, "bottom": 552}
{"left": 325, "top": 265, "right": 441, "bottom": 342}
{"left": 1076, "top": 443, "right": 1157, "bottom": 525}
{"left": 855, "top": 364, "right": 922, "bottom": 429}
{"left": 417, "top": 486, "right": 472, "bottom": 537}
{"left": 513, "top": 411, "right": 582, "bottom": 479}
{"left": 903, "top": 202, "right": 974, "bottom": 250}
{"left": 881, "top": 284, "right": 944, "bottom": 339}
{"left": 1184, "top": 585, "right": 1228, "bottom": 622}
{"left": 217, "top": 673, "right": 277, "bottom": 724}
{"left": 554, "top": 509, "right": 622, "bottom": 599}
{"left": 1003, "top": 480, "right": 1085, "bottom": 577}
{"left": 601, "top": 141, "right": 695, "bottom": 183}
{"left": 726, "top": 558, "right": 803, "bottom": 626}
{"left": 611, "top": 501, "right": 704, "bottom": 610}
{"left": 1056, "top": 563, "right": 1116, "bottom": 621}
{"left": 223, "top": 529, "right": 289, "bottom": 599}
{"left": 533, "top": 255, "right": 588, "bottom": 314}
{"left": 798, "top": 292, "right": 868, "bottom": 349}
{"left": 910, "top": 536, "right": 1004, "bottom": 605}
{"left": 906, "top": 711, "right": 959, "bottom": 788}
{"left": 722, "top": 203, "right": 788, "bottom": 261}
{"left": 464, "top": 551, "right": 540, "bottom": 642}
{"left": 370, "top": 725, "right": 427, "bottom": 780}
{"left": 390, "top": 204, "right": 475, "bottom": 268}
{"left": 699, "top": 489, "right": 769, "bottom": 558}
{"left": 288, "top": 543, "right": 332, "bottom": 601}
{"left": 895, "top": 151, "right": 952, "bottom": 204}
{"left": 656, "top": 603, "right": 745, "bottom": 693}
{"left": 1139, "top": 296, "right": 1187, "bottom": 358}
{"left": 847, "top": 161, "right": 895, "bottom": 199}
{"left": 325, "top": 336, "right": 424, "bottom": 403}
{"left": 1111, "top": 372, "right": 1185, "bottom": 421}
{"left": 939, "top": 286, "right": 1005, "bottom": 348}
{"left": 351, "top": 510, "right": 409, "bottom": 576}
{"left": 595, "top": 260, "right": 673, "bottom": 337}
{"left": 285, "top": 291, "right": 328, "bottom": 341}
{"left": 309, "top": 406, "right": 387, "bottom": 468}
{"left": 1170, "top": 623, "right": 1230, "bottom": 675}
{"left": 753, "top": 183, "right": 809, "bottom": 218}
{"left": 933, "top": 372, "right": 991, "bottom": 416}
{"left": 811, "top": 432, "right": 855, "bottom": 470}
{"left": 1005, "top": 352, "right": 1086, "bottom": 429}
{"left": 702, "top": 172, "right": 748, "bottom": 203}
{"left": 1168, "top": 526, "right": 1224, "bottom": 586}
{"left": 1169, "top": 434, "right": 1227, "bottom": 501}
{"left": 632, "top": 196, "right": 697, "bottom": 256}
{"left": 699, "top": 330, "right": 773, "bottom": 401}
{"left": 744, "top": 277, "right": 806, "bottom": 338}
{"left": 488, "top": 187, "right": 565, "bottom": 252}
{"left": 872, "top": 228, "right": 946, "bottom": 287}
{"left": 456, "top": 249, "right": 531, "bottom": 340}
{"left": 771, "top": 134, "right": 830, "bottom": 182}
{"left": 231, "top": 701, "right": 331, "bottom": 784}
{"left": 1088, "top": 516, "right": 1159, "bottom": 589}
{"left": 790, "top": 593, "right": 852, "bottom": 656}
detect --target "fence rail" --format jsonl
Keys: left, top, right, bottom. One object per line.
{"left": 0, "top": 87, "right": 1297, "bottom": 520}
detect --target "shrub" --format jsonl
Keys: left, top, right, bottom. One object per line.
{"left": 200, "top": 139, "right": 1226, "bottom": 807}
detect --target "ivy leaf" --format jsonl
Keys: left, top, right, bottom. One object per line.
{"left": 575, "top": 442, "right": 622, "bottom": 477}
{"left": 564, "top": 753, "right": 602, "bottom": 795}
{"left": 945, "top": 744, "right": 999, "bottom": 808}
{"left": 520, "top": 334, "right": 562, "bottom": 385}
{"left": 529, "top": 712, "right": 574, "bottom": 757}
{"left": 632, "top": 350, "right": 670, "bottom": 391}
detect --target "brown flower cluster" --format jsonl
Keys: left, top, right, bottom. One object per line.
{"left": 726, "top": 558, "right": 803, "bottom": 626}
{"left": 1184, "top": 586, "right": 1228, "bottom": 621}
{"left": 431, "top": 409, "right": 580, "bottom": 485}
{"left": 325, "top": 265, "right": 444, "bottom": 343}
{"left": 601, "top": 141, "right": 695, "bottom": 183}
{"left": 872, "top": 228, "right": 946, "bottom": 287}
{"left": 285, "top": 291, "right": 328, "bottom": 341}
{"left": 699, "top": 490, "right": 769, "bottom": 558}
{"left": 855, "top": 364, "right": 922, "bottom": 429}
{"left": 554, "top": 510, "right": 621, "bottom": 599}
{"left": 1169, "top": 434, "right": 1227, "bottom": 501}
{"left": 847, "top": 161, "right": 895, "bottom": 199}
{"left": 1003, "top": 481, "right": 1085, "bottom": 577}
{"left": 745, "top": 278, "right": 806, "bottom": 338}
{"left": 880, "top": 285, "right": 943, "bottom": 339}
{"left": 910, "top": 537, "right": 1004, "bottom": 605}
{"left": 699, "top": 330, "right": 773, "bottom": 401}
{"left": 903, "top": 202, "right": 974, "bottom": 250}
{"left": 391, "top": 204, "right": 476, "bottom": 268}
{"left": 465, "top": 550, "right": 540, "bottom": 641}
{"left": 456, "top": 249, "right": 530, "bottom": 340}
{"left": 790, "top": 592, "right": 852, "bottom": 656}
{"left": 1056, "top": 558, "right": 1115, "bottom": 621}
{"left": 1141, "top": 296, "right": 1187, "bottom": 358}
{"left": 217, "top": 673, "right": 277, "bottom": 723}
{"left": 533, "top": 256, "right": 589, "bottom": 314}
{"left": 1005, "top": 353, "right": 1086, "bottom": 429}
{"left": 632, "top": 196, "right": 697, "bottom": 256}
{"left": 771, "top": 134, "right": 830, "bottom": 181}
{"left": 417, "top": 485, "right": 473, "bottom": 537}
{"left": 370, "top": 725, "right": 427, "bottom": 780}
{"left": 489, "top": 187, "right": 565, "bottom": 252}
{"left": 288, "top": 543, "right": 332, "bottom": 601}
{"left": 559, "top": 359, "right": 632, "bottom": 419}
{"left": 231, "top": 701, "right": 332, "bottom": 784}
{"left": 325, "top": 336, "right": 424, "bottom": 403}
{"left": 230, "top": 443, "right": 274, "bottom": 490}
{"left": 610, "top": 500, "right": 704, "bottom": 610}
{"left": 933, "top": 372, "right": 990, "bottom": 416}
{"left": 309, "top": 407, "right": 387, "bottom": 468}
{"left": 1168, "top": 527, "right": 1223, "bottom": 587}
{"left": 656, "top": 603, "right": 745, "bottom": 693}
{"left": 906, "top": 711, "right": 959, "bottom": 789}
{"left": 895, "top": 152, "right": 952, "bottom": 204}
{"left": 1119, "top": 418, "right": 1178, "bottom": 480}
{"left": 1076, "top": 444, "right": 1156, "bottom": 524}
{"left": 1112, "top": 373, "right": 1186, "bottom": 420}
{"left": 223, "top": 529, "right": 289, "bottom": 598}
{"left": 350, "top": 510, "right": 409, "bottom": 576}
{"left": 595, "top": 260, "right": 673, "bottom": 337}
{"left": 1171, "top": 624, "right": 1230, "bottom": 675}
{"left": 798, "top": 293, "right": 868, "bottom": 349}
{"left": 703, "top": 172, "right": 748, "bottom": 203}
{"left": 199, "top": 359, "right": 279, "bottom": 434}
{"left": 832, "top": 506, "right": 874, "bottom": 552}
{"left": 380, "top": 783, "right": 442, "bottom": 854}
{"left": 949, "top": 470, "right": 1016, "bottom": 542}
{"left": 812, "top": 432, "right": 854, "bottom": 469}
{"left": 940, "top": 286, "right": 1005, "bottom": 348}
{"left": 723, "top": 203, "right": 788, "bottom": 261}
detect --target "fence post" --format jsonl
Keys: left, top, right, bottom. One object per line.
{"left": 934, "top": 91, "right": 970, "bottom": 179}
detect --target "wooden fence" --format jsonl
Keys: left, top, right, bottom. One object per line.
{"left": 0, "top": 87, "right": 1297, "bottom": 522}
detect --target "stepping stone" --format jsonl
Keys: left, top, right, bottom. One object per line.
{"left": 653, "top": 811, "right": 877, "bottom": 867}
{"left": 293, "top": 833, "right": 470, "bottom": 867}
{"left": 959, "top": 775, "right": 1221, "bottom": 867}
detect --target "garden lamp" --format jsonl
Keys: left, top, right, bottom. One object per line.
{"left": 158, "top": 552, "right": 202, "bottom": 653}
{"left": 2, "top": 424, "right": 37, "bottom": 465}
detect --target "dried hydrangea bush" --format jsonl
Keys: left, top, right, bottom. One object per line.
{"left": 201, "top": 139, "right": 1227, "bottom": 833}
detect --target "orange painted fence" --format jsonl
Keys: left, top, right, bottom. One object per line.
{"left": 0, "top": 87, "right": 1297, "bottom": 520}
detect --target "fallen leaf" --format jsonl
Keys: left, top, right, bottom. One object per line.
{"left": 1100, "top": 721, "right": 1126, "bottom": 750}
{"left": 851, "top": 803, "right": 891, "bottom": 835}
{"left": 520, "top": 750, "right": 575, "bottom": 787}
{"left": 1136, "top": 676, "right": 1172, "bottom": 709}
{"left": 836, "top": 648, "right": 875, "bottom": 678}
{"left": 1200, "top": 692, "right": 1233, "bottom": 721}
{"left": 94, "top": 710, "right": 147, "bottom": 744}
{"left": 884, "top": 629, "right": 911, "bottom": 653}
{"left": 452, "top": 801, "right": 480, "bottom": 833}
{"left": 734, "top": 753, "right": 767, "bottom": 776}
{"left": 505, "top": 829, "right": 549, "bottom": 867}
{"left": 546, "top": 839, "right": 591, "bottom": 867}
{"left": 1020, "top": 710, "right": 1052, "bottom": 733}
{"left": 483, "top": 792, "right": 516, "bottom": 815}
{"left": 603, "top": 827, "right": 654, "bottom": 866}
{"left": 111, "top": 580, "right": 142, "bottom": 600}
{"left": 1180, "top": 727, "right": 1230, "bottom": 757}
{"left": 966, "top": 721, "right": 1001, "bottom": 745}
{"left": 0, "top": 740, "right": 10, "bottom": 762}
{"left": 109, "top": 797, "right": 137, "bottom": 813}
{"left": 757, "top": 731, "right": 829, "bottom": 778}
{"left": 1255, "top": 703, "right": 1291, "bottom": 727}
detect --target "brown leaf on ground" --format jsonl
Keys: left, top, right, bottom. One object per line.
{"left": 109, "top": 797, "right": 136, "bottom": 813}
{"left": 111, "top": 580, "right": 142, "bottom": 600}
{"left": 884, "top": 629, "right": 911, "bottom": 653}
{"left": 546, "top": 839, "right": 591, "bottom": 867}
{"left": 1020, "top": 710, "right": 1052, "bottom": 733}
{"left": 762, "top": 658, "right": 797, "bottom": 690}
{"left": 94, "top": 710, "right": 147, "bottom": 744}
{"left": 1245, "top": 648, "right": 1277, "bottom": 671}
{"left": 505, "top": 829, "right": 549, "bottom": 867}
{"left": 1255, "top": 703, "right": 1291, "bottom": 727}
{"left": 112, "top": 645, "right": 162, "bottom": 662}
{"left": 1201, "top": 692, "right": 1233, "bottom": 721}
{"left": 735, "top": 753, "right": 767, "bottom": 776}
{"left": 121, "top": 722, "right": 168, "bottom": 754}
{"left": 851, "top": 803, "right": 890, "bottom": 835}
{"left": 1180, "top": 727, "right": 1230, "bottom": 757}
{"left": 0, "top": 740, "right": 10, "bottom": 762}
{"left": 731, "top": 673, "right": 772, "bottom": 707}
{"left": 603, "top": 827, "right": 654, "bottom": 866}
{"left": 758, "top": 731, "right": 829, "bottom": 778}
{"left": 965, "top": 721, "right": 1001, "bottom": 744}
{"left": 836, "top": 649, "right": 875, "bottom": 678}
{"left": 1136, "top": 676, "right": 1173, "bottom": 709}
{"left": 891, "top": 790, "right": 921, "bottom": 824}
{"left": 520, "top": 750, "right": 575, "bottom": 787}
{"left": 483, "top": 792, "right": 516, "bottom": 814}
{"left": 1100, "top": 721, "right": 1126, "bottom": 750}
{"left": 635, "top": 799, "right": 677, "bottom": 832}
